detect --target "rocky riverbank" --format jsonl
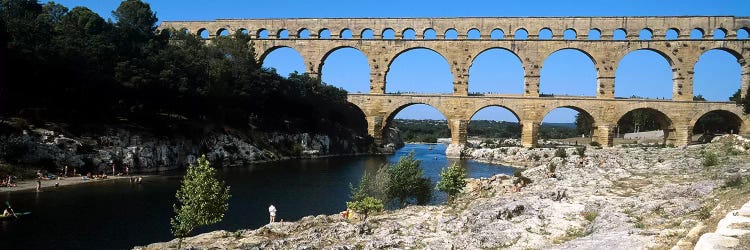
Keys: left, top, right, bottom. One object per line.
{"left": 135, "top": 135, "right": 750, "bottom": 249}
{"left": 0, "top": 119, "right": 373, "bottom": 175}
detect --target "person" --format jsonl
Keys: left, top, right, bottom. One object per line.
{"left": 112, "top": 163, "right": 116, "bottom": 176}
{"left": 64, "top": 165, "right": 68, "bottom": 177}
{"left": 268, "top": 204, "right": 277, "bottom": 223}
{"left": 2, "top": 208, "right": 11, "bottom": 217}
{"left": 36, "top": 178, "right": 41, "bottom": 192}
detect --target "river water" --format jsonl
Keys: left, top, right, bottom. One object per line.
{"left": 0, "top": 144, "right": 514, "bottom": 250}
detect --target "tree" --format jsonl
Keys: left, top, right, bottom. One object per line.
{"left": 693, "top": 95, "right": 706, "bottom": 101}
{"left": 346, "top": 196, "right": 384, "bottom": 222}
{"left": 574, "top": 113, "right": 593, "bottom": 136}
{"left": 387, "top": 152, "right": 432, "bottom": 207}
{"left": 436, "top": 163, "right": 467, "bottom": 203}
{"left": 171, "top": 155, "right": 231, "bottom": 247}
{"left": 350, "top": 166, "right": 389, "bottom": 204}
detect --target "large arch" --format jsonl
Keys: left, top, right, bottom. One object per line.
{"left": 319, "top": 47, "right": 370, "bottom": 93}
{"left": 540, "top": 48, "right": 598, "bottom": 97}
{"left": 382, "top": 103, "right": 451, "bottom": 143}
{"left": 259, "top": 46, "right": 306, "bottom": 77}
{"left": 385, "top": 47, "right": 453, "bottom": 94}
{"left": 468, "top": 48, "right": 525, "bottom": 95}
{"left": 691, "top": 110, "right": 743, "bottom": 141}
{"left": 693, "top": 49, "right": 743, "bottom": 101}
{"left": 540, "top": 105, "right": 597, "bottom": 141}
{"left": 615, "top": 49, "right": 674, "bottom": 99}
{"left": 616, "top": 107, "right": 674, "bottom": 145}
{"left": 468, "top": 105, "right": 522, "bottom": 140}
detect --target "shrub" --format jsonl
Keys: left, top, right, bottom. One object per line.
{"left": 547, "top": 163, "right": 556, "bottom": 174}
{"left": 575, "top": 146, "right": 586, "bottom": 157}
{"left": 531, "top": 154, "right": 541, "bottom": 161}
{"left": 171, "top": 155, "right": 231, "bottom": 246}
{"left": 702, "top": 152, "right": 718, "bottom": 167}
{"left": 436, "top": 163, "right": 467, "bottom": 203}
{"left": 589, "top": 141, "right": 601, "bottom": 147}
{"left": 582, "top": 211, "right": 598, "bottom": 222}
{"left": 554, "top": 148, "right": 567, "bottom": 158}
{"left": 724, "top": 175, "right": 747, "bottom": 188}
{"left": 387, "top": 152, "right": 432, "bottom": 207}
{"left": 346, "top": 196, "right": 384, "bottom": 222}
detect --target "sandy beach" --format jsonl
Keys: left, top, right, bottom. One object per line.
{"left": 0, "top": 175, "right": 148, "bottom": 193}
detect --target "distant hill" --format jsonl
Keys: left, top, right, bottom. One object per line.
{"left": 391, "top": 119, "right": 578, "bottom": 142}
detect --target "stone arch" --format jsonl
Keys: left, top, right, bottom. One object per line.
{"left": 197, "top": 28, "right": 209, "bottom": 39}
{"left": 216, "top": 28, "right": 229, "bottom": 36}
{"left": 381, "top": 103, "right": 451, "bottom": 140}
{"left": 468, "top": 28, "right": 481, "bottom": 39}
{"left": 257, "top": 46, "right": 304, "bottom": 69}
{"left": 469, "top": 105, "right": 522, "bottom": 122}
{"left": 318, "top": 28, "right": 331, "bottom": 39}
{"left": 613, "top": 28, "right": 627, "bottom": 40}
{"left": 615, "top": 107, "right": 675, "bottom": 145}
{"left": 385, "top": 47, "right": 453, "bottom": 94}
{"left": 736, "top": 27, "right": 749, "bottom": 39}
{"left": 361, "top": 28, "right": 374, "bottom": 39}
{"left": 539, "top": 28, "right": 553, "bottom": 40}
{"left": 423, "top": 28, "right": 437, "bottom": 39}
{"left": 402, "top": 28, "right": 416, "bottom": 39}
{"left": 297, "top": 28, "right": 310, "bottom": 38}
{"left": 277, "top": 29, "right": 289, "bottom": 39}
{"left": 690, "top": 109, "right": 743, "bottom": 136}
{"left": 468, "top": 47, "right": 525, "bottom": 95}
{"left": 539, "top": 105, "right": 599, "bottom": 139}
{"left": 588, "top": 28, "right": 601, "bottom": 40}
{"left": 693, "top": 48, "right": 744, "bottom": 101}
{"left": 257, "top": 28, "right": 269, "bottom": 39}
{"left": 344, "top": 102, "right": 370, "bottom": 136}
{"left": 445, "top": 28, "right": 458, "bottom": 39}
{"left": 615, "top": 48, "right": 676, "bottom": 99}
{"left": 515, "top": 28, "right": 529, "bottom": 40}
{"left": 639, "top": 28, "right": 653, "bottom": 40}
{"left": 666, "top": 28, "right": 679, "bottom": 40}
{"left": 713, "top": 28, "right": 727, "bottom": 39}
{"left": 539, "top": 48, "right": 598, "bottom": 96}
{"left": 340, "top": 28, "right": 353, "bottom": 39}
{"left": 382, "top": 28, "right": 395, "bottom": 39}
{"left": 563, "top": 28, "right": 577, "bottom": 40}
{"left": 490, "top": 28, "right": 504, "bottom": 39}
{"left": 318, "top": 46, "right": 371, "bottom": 93}
{"left": 690, "top": 28, "right": 705, "bottom": 39}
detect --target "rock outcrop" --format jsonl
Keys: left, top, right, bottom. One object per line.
{"left": 135, "top": 135, "right": 750, "bottom": 249}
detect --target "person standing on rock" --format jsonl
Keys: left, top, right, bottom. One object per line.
{"left": 112, "top": 163, "right": 116, "bottom": 176}
{"left": 268, "top": 204, "right": 277, "bottom": 223}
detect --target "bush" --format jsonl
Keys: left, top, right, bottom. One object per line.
{"left": 575, "top": 146, "right": 586, "bottom": 157}
{"left": 547, "top": 163, "right": 556, "bottom": 174}
{"left": 531, "top": 154, "right": 541, "bottom": 161}
{"left": 387, "top": 152, "right": 432, "bottom": 207}
{"left": 436, "top": 163, "right": 467, "bottom": 203}
{"left": 589, "top": 141, "right": 601, "bottom": 147}
{"left": 346, "top": 196, "right": 384, "bottom": 221}
{"left": 724, "top": 175, "right": 747, "bottom": 188}
{"left": 702, "top": 152, "right": 718, "bottom": 167}
{"left": 171, "top": 155, "right": 231, "bottom": 244}
{"left": 554, "top": 148, "right": 567, "bottom": 158}
{"left": 581, "top": 211, "right": 598, "bottom": 222}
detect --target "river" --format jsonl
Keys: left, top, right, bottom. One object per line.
{"left": 0, "top": 144, "right": 514, "bottom": 250}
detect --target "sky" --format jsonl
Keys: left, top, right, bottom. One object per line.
{"left": 53, "top": 0, "right": 750, "bottom": 123}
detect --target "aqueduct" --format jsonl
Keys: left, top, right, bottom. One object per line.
{"left": 161, "top": 17, "right": 750, "bottom": 153}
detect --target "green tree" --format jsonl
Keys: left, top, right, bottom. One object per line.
{"left": 387, "top": 152, "right": 432, "bottom": 207}
{"left": 350, "top": 166, "right": 389, "bottom": 204}
{"left": 436, "top": 163, "right": 467, "bottom": 203}
{"left": 171, "top": 155, "right": 231, "bottom": 246}
{"left": 574, "top": 113, "right": 593, "bottom": 136}
{"left": 346, "top": 196, "right": 384, "bottom": 222}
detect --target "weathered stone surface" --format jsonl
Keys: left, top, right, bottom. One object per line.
{"left": 695, "top": 233, "right": 740, "bottom": 250}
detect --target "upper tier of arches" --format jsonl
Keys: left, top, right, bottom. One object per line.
{"left": 162, "top": 16, "right": 750, "bottom": 41}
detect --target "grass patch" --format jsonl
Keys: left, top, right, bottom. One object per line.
{"left": 552, "top": 226, "right": 587, "bottom": 244}
{"left": 581, "top": 211, "right": 598, "bottom": 222}
{"left": 702, "top": 151, "right": 718, "bottom": 167}
{"left": 554, "top": 148, "right": 567, "bottom": 158}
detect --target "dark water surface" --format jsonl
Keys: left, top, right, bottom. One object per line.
{"left": 0, "top": 144, "right": 514, "bottom": 250}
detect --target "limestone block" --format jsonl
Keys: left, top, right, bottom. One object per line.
{"left": 694, "top": 233, "right": 739, "bottom": 250}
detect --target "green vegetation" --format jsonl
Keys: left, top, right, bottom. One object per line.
{"left": 702, "top": 151, "right": 718, "bottom": 167}
{"left": 575, "top": 146, "right": 586, "bottom": 157}
{"left": 346, "top": 196, "right": 384, "bottom": 222}
{"left": 349, "top": 152, "right": 431, "bottom": 209}
{"left": 554, "top": 148, "right": 568, "bottom": 158}
{"left": 436, "top": 163, "right": 467, "bottom": 203}
{"left": 0, "top": 0, "right": 367, "bottom": 138}
{"left": 171, "top": 155, "right": 231, "bottom": 246}
{"left": 387, "top": 152, "right": 432, "bottom": 207}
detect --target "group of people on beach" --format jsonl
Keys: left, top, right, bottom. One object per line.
{"left": 0, "top": 175, "right": 17, "bottom": 187}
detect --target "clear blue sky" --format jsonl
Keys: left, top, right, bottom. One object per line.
{"left": 55, "top": 0, "right": 750, "bottom": 123}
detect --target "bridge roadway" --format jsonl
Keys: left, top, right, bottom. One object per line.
{"left": 346, "top": 93, "right": 749, "bottom": 150}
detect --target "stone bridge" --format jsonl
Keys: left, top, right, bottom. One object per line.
{"left": 160, "top": 17, "right": 750, "bottom": 151}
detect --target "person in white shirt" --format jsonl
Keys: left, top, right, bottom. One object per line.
{"left": 268, "top": 204, "right": 277, "bottom": 223}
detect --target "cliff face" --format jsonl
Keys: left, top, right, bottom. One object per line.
{"left": 0, "top": 121, "right": 372, "bottom": 173}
